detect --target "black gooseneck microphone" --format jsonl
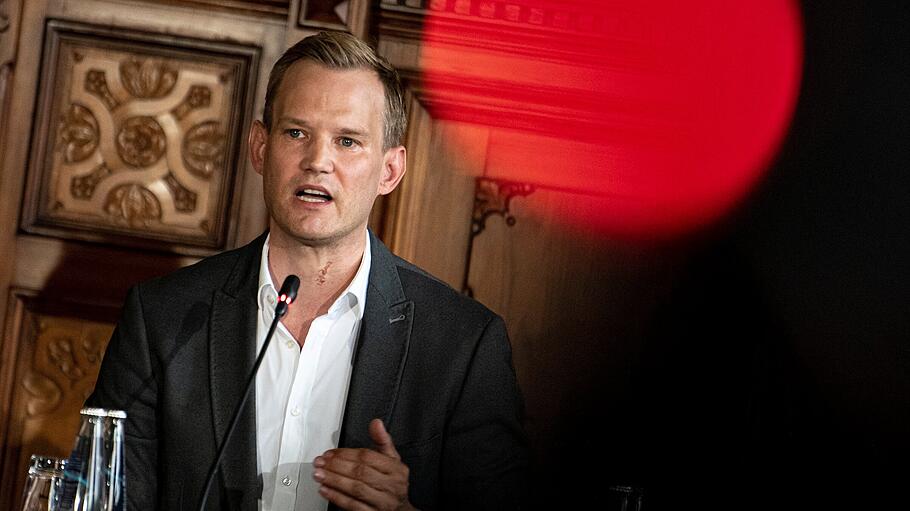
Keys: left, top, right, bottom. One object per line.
{"left": 197, "top": 274, "right": 300, "bottom": 511}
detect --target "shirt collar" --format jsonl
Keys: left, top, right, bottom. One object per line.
{"left": 257, "top": 230, "right": 371, "bottom": 320}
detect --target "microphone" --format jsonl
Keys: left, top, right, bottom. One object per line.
{"left": 198, "top": 274, "right": 300, "bottom": 511}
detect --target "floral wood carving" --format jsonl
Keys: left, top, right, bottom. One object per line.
{"left": 58, "top": 103, "right": 99, "bottom": 163}
{"left": 119, "top": 57, "right": 178, "bottom": 99}
{"left": 22, "top": 20, "right": 260, "bottom": 252}
{"left": 171, "top": 85, "right": 212, "bottom": 120}
{"left": 116, "top": 116, "right": 167, "bottom": 167}
{"left": 21, "top": 315, "right": 114, "bottom": 418}
{"left": 71, "top": 163, "right": 112, "bottom": 199}
{"left": 104, "top": 183, "right": 163, "bottom": 228}
{"left": 183, "top": 120, "right": 224, "bottom": 179}
{"left": 84, "top": 69, "right": 120, "bottom": 110}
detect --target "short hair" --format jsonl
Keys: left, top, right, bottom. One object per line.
{"left": 262, "top": 31, "right": 407, "bottom": 149}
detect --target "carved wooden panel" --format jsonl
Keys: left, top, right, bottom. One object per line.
{"left": 21, "top": 19, "right": 260, "bottom": 254}
{"left": 0, "top": 293, "right": 114, "bottom": 510}
{"left": 297, "top": 0, "right": 370, "bottom": 36}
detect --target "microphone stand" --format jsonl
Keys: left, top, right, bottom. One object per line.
{"left": 197, "top": 275, "right": 300, "bottom": 511}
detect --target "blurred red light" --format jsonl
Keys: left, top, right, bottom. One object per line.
{"left": 421, "top": 0, "right": 803, "bottom": 239}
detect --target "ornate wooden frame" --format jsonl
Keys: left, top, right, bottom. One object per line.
{"left": 20, "top": 19, "right": 260, "bottom": 255}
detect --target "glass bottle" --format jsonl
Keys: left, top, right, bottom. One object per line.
{"left": 58, "top": 407, "right": 126, "bottom": 511}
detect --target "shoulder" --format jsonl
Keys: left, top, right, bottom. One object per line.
{"left": 392, "top": 254, "right": 501, "bottom": 328}
{"left": 133, "top": 234, "right": 263, "bottom": 303}
{"left": 368, "top": 231, "right": 499, "bottom": 325}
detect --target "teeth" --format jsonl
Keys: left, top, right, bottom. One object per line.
{"left": 299, "top": 196, "right": 328, "bottom": 203}
{"left": 301, "top": 188, "right": 330, "bottom": 198}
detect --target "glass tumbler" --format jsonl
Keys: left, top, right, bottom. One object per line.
{"left": 19, "top": 454, "right": 66, "bottom": 511}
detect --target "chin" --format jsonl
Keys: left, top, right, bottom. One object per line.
{"left": 281, "top": 225, "right": 359, "bottom": 248}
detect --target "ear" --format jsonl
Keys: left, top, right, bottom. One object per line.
{"left": 378, "top": 146, "right": 407, "bottom": 196}
{"left": 248, "top": 120, "right": 268, "bottom": 175}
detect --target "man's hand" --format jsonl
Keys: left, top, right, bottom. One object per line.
{"left": 313, "top": 418, "right": 417, "bottom": 511}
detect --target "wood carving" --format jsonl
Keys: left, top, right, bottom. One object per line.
{"left": 381, "top": 0, "right": 605, "bottom": 36}
{"left": 59, "top": 103, "right": 99, "bottom": 163}
{"left": 104, "top": 184, "right": 163, "bottom": 228}
{"left": 119, "top": 58, "right": 178, "bottom": 99}
{"left": 471, "top": 177, "right": 535, "bottom": 236}
{"left": 462, "top": 177, "right": 534, "bottom": 296}
{"left": 20, "top": 314, "right": 114, "bottom": 419}
{"left": 183, "top": 120, "right": 224, "bottom": 179}
{"left": 115, "top": 116, "right": 167, "bottom": 168}
{"left": 298, "top": 0, "right": 369, "bottom": 37}
{"left": 21, "top": 20, "right": 260, "bottom": 253}
{"left": 84, "top": 69, "right": 120, "bottom": 110}
{"left": 379, "top": 0, "right": 620, "bottom": 135}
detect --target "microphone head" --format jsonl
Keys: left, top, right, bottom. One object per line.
{"left": 275, "top": 274, "right": 300, "bottom": 317}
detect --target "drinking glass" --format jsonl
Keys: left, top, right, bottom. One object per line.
{"left": 19, "top": 454, "right": 66, "bottom": 511}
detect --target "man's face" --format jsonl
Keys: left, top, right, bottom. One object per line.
{"left": 250, "top": 60, "right": 405, "bottom": 248}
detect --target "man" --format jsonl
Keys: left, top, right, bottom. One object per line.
{"left": 88, "top": 31, "right": 529, "bottom": 510}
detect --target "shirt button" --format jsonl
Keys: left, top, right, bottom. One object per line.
{"left": 281, "top": 476, "right": 292, "bottom": 486}
{"left": 267, "top": 295, "right": 276, "bottom": 305}
{"left": 285, "top": 339, "right": 295, "bottom": 349}
{"left": 290, "top": 407, "right": 301, "bottom": 417}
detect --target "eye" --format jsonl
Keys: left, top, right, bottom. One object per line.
{"left": 339, "top": 137, "right": 356, "bottom": 148}
{"left": 286, "top": 129, "right": 303, "bottom": 139}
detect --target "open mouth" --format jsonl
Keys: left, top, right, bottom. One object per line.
{"left": 295, "top": 187, "right": 333, "bottom": 203}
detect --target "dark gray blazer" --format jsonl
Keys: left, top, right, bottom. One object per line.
{"left": 88, "top": 231, "right": 529, "bottom": 510}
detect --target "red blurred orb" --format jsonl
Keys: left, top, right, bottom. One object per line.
{"left": 421, "top": 0, "right": 803, "bottom": 239}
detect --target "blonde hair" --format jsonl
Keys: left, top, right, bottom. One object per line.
{"left": 263, "top": 31, "right": 407, "bottom": 149}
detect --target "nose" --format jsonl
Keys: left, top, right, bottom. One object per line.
{"left": 301, "top": 137, "right": 333, "bottom": 174}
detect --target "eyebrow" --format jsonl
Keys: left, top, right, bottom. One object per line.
{"left": 337, "top": 127, "right": 371, "bottom": 140}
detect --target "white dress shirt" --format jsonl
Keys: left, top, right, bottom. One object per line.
{"left": 255, "top": 231, "right": 371, "bottom": 510}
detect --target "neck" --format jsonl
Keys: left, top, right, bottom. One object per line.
{"left": 266, "top": 227, "right": 367, "bottom": 319}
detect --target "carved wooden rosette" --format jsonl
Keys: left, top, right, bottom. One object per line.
{"left": 21, "top": 20, "right": 259, "bottom": 253}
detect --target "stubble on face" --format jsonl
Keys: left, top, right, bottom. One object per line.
{"left": 257, "top": 60, "right": 389, "bottom": 252}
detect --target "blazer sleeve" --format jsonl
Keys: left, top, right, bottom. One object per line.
{"left": 86, "top": 285, "right": 159, "bottom": 510}
{"left": 440, "top": 314, "right": 530, "bottom": 509}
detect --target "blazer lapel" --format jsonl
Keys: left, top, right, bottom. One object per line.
{"left": 340, "top": 232, "right": 413, "bottom": 447}
{"left": 208, "top": 234, "right": 264, "bottom": 508}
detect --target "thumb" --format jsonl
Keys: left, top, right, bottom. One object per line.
{"left": 369, "top": 418, "right": 400, "bottom": 460}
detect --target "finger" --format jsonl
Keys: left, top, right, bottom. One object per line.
{"left": 315, "top": 467, "right": 400, "bottom": 510}
{"left": 317, "top": 456, "right": 406, "bottom": 494}
{"left": 369, "top": 418, "right": 400, "bottom": 460}
{"left": 318, "top": 448, "right": 401, "bottom": 475}
{"left": 317, "top": 484, "right": 374, "bottom": 511}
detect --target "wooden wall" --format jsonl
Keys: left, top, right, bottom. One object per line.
{"left": 0, "top": 1, "right": 697, "bottom": 509}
